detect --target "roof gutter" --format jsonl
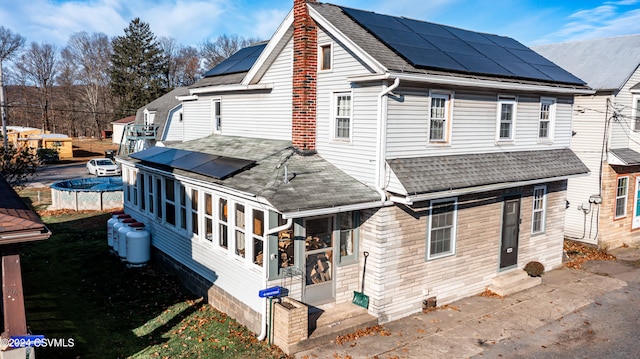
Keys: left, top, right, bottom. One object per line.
{"left": 189, "top": 83, "right": 273, "bottom": 95}
{"left": 348, "top": 73, "right": 595, "bottom": 95}
{"left": 396, "top": 174, "right": 589, "bottom": 205}
{"left": 282, "top": 200, "right": 388, "bottom": 219}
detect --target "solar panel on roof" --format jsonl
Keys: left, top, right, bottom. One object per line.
{"left": 130, "top": 147, "right": 254, "bottom": 179}
{"left": 190, "top": 156, "right": 255, "bottom": 180}
{"left": 130, "top": 146, "right": 171, "bottom": 161}
{"left": 340, "top": 6, "right": 586, "bottom": 84}
{"left": 203, "top": 43, "right": 267, "bottom": 77}
{"left": 171, "top": 152, "right": 220, "bottom": 171}
{"left": 143, "top": 148, "right": 192, "bottom": 165}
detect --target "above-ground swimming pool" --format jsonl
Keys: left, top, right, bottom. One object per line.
{"left": 50, "top": 177, "right": 123, "bottom": 211}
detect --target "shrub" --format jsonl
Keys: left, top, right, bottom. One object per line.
{"left": 524, "top": 261, "right": 545, "bottom": 277}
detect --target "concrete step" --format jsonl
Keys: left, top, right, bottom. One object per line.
{"left": 289, "top": 302, "right": 378, "bottom": 354}
{"left": 488, "top": 270, "right": 542, "bottom": 296}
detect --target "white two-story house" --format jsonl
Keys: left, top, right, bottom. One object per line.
{"left": 118, "top": 0, "right": 591, "bottom": 338}
{"left": 534, "top": 35, "right": 640, "bottom": 249}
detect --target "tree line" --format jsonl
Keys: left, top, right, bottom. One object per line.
{"left": 0, "top": 19, "right": 260, "bottom": 139}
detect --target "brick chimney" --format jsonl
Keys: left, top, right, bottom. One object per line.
{"left": 292, "top": 0, "right": 317, "bottom": 154}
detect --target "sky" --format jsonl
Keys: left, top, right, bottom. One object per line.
{"left": 0, "top": 0, "right": 639, "bottom": 51}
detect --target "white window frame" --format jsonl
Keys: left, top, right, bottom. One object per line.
{"left": 531, "top": 185, "right": 547, "bottom": 234}
{"left": 616, "top": 176, "right": 629, "bottom": 219}
{"left": 331, "top": 91, "right": 353, "bottom": 142}
{"left": 496, "top": 95, "right": 517, "bottom": 142}
{"left": 189, "top": 188, "right": 200, "bottom": 240}
{"left": 538, "top": 97, "right": 556, "bottom": 142}
{"left": 428, "top": 91, "right": 453, "bottom": 143}
{"left": 426, "top": 197, "right": 458, "bottom": 260}
{"left": 633, "top": 95, "right": 640, "bottom": 131}
{"left": 164, "top": 178, "right": 176, "bottom": 227}
{"left": 234, "top": 203, "right": 246, "bottom": 258}
{"left": 319, "top": 43, "right": 333, "bottom": 72}
{"left": 178, "top": 184, "right": 187, "bottom": 231}
{"left": 212, "top": 98, "right": 221, "bottom": 134}
{"left": 147, "top": 174, "right": 154, "bottom": 215}
{"left": 252, "top": 209, "right": 267, "bottom": 268}
{"left": 217, "top": 197, "right": 229, "bottom": 250}
{"left": 204, "top": 192, "right": 214, "bottom": 242}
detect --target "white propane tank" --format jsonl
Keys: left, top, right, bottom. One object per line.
{"left": 126, "top": 222, "right": 151, "bottom": 267}
{"left": 107, "top": 210, "right": 126, "bottom": 250}
{"left": 117, "top": 220, "right": 136, "bottom": 262}
{"left": 112, "top": 216, "right": 134, "bottom": 254}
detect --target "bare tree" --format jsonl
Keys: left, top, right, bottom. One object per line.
{"left": 200, "top": 34, "right": 261, "bottom": 73}
{"left": 0, "top": 26, "right": 25, "bottom": 149}
{"left": 61, "top": 32, "right": 112, "bottom": 137}
{"left": 159, "top": 36, "right": 201, "bottom": 87}
{"left": 15, "top": 42, "right": 58, "bottom": 132}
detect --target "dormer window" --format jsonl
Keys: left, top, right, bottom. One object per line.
{"left": 320, "top": 44, "right": 332, "bottom": 71}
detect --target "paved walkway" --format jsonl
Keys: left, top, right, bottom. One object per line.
{"left": 295, "top": 247, "right": 639, "bottom": 358}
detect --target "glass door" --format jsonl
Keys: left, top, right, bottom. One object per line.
{"left": 304, "top": 217, "right": 335, "bottom": 304}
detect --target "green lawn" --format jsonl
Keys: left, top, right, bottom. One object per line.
{"left": 18, "top": 207, "right": 288, "bottom": 358}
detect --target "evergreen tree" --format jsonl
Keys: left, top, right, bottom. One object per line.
{"left": 109, "top": 18, "right": 168, "bottom": 118}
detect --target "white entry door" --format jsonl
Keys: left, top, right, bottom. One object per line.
{"left": 633, "top": 177, "right": 640, "bottom": 229}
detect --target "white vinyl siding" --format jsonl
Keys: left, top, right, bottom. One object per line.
{"left": 316, "top": 28, "right": 378, "bottom": 186}
{"left": 633, "top": 95, "right": 640, "bottom": 131}
{"left": 182, "top": 99, "right": 213, "bottom": 141}
{"left": 160, "top": 106, "right": 184, "bottom": 142}
{"left": 121, "top": 165, "right": 272, "bottom": 314}
{"left": 386, "top": 91, "right": 573, "bottom": 159}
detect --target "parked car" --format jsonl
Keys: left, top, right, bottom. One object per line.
{"left": 87, "top": 158, "right": 121, "bottom": 177}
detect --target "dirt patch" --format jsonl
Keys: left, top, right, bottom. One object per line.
{"left": 564, "top": 240, "right": 616, "bottom": 269}
{"left": 70, "top": 138, "right": 118, "bottom": 162}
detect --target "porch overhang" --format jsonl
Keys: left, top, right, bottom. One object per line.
{"left": 388, "top": 148, "right": 590, "bottom": 204}
{"left": 608, "top": 148, "right": 640, "bottom": 166}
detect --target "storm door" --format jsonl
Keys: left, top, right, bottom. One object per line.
{"left": 633, "top": 177, "right": 640, "bottom": 229}
{"left": 303, "top": 217, "right": 335, "bottom": 304}
{"left": 500, "top": 196, "right": 521, "bottom": 269}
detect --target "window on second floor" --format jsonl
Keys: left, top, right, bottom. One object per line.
{"left": 429, "top": 92, "right": 452, "bottom": 142}
{"left": 333, "top": 92, "right": 352, "bottom": 141}
{"left": 538, "top": 97, "right": 556, "bottom": 141}
{"left": 496, "top": 95, "right": 517, "bottom": 142}
{"left": 633, "top": 96, "right": 640, "bottom": 131}
{"left": 212, "top": 99, "right": 221, "bottom": 134}
{"left": 319, "top": 44, "right": 332, "bottom": 71}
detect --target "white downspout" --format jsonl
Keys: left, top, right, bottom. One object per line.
{"left": 257, "top": 217, "right": 293, "bottom": 341}
{"left": 375, "top": 78, "right": 400, "bottom": 201}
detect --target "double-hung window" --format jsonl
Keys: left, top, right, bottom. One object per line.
{"left": 532, "top": 185, "right": 547, "bottom": 234}
{"left": 616, "top": 176, "right": 629, "bottom": 218}
{"left": 429, "top": 93, "right": 451, "bottom": 142}
{"left": 333, "top": 93, "right": 352, "bottom": 140}
{"left": 538, "top": 97, "right": 556, "bottom": 141}
{"left": 497, "top": 95, "right": 517, "bottom": 142}
{"left": 427, "top": 198, "right": 457, "bottom": 259}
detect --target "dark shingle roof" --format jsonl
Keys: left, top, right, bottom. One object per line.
{"left": 610, "top": 148, "right": 640, "bottom": 166}
{"left": 188, "top": 72, "right": 248, "bottom": 89}
{"left": 388, "top": 149, "right": 588, "bottom": 195}
{"left": 127, "top": 136, "right": 380, "bottom": 214}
